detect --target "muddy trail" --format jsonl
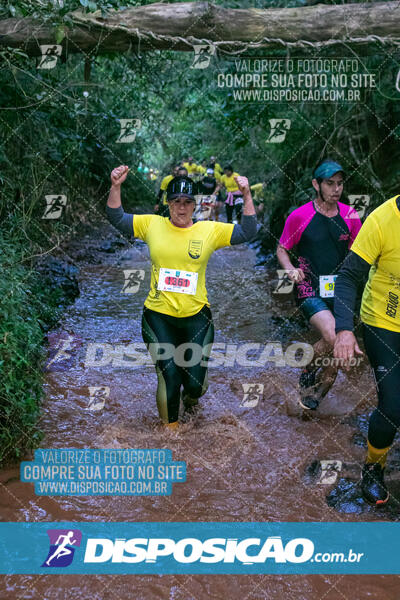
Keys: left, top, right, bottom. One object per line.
{"left": 1, "top": 218, "right": 400, "bottom": 599}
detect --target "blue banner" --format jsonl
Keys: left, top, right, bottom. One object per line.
{"left": 0, "top": 522, "right": 398, "bottom": 574}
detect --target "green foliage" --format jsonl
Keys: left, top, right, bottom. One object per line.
{"left": 0, "top": 0, "right": 153, "bottom": 21}
{"left": 0, "top": 226, "right": 67, "bottom": 463}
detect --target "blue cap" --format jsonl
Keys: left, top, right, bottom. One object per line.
{"left": 313, "top": 160, "right": 344, "bottom": 180}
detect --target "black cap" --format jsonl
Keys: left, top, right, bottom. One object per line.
{"left": 166, "top": 176, "right": 196, "bottom": 201}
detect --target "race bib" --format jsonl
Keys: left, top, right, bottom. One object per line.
{"left": 319, "top": 275, "right": 337, "bottom": 298}
{"left": 158, "top": 268, "right": 198, "bottom": 295}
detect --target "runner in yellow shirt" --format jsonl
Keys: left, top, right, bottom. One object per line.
{"left": 250, "top": 182, "right": 265, "bottom": 219}
{"left": 182, "top": 156, "right": 198, "bottom": 176}
{"left": 210, "top": 156, "right": 223, "bottom": 176}
{"left": 334, "top": 195, "right": 400, "bottom": 505}
{"left": 207, "top": 162, "right": 222, "bottom": 182}
{"left": 106, "top": 166, "right": 257, "bottom": 429}
{"left": 196, "top": 159, "right": 207, "bottom": 177}
{"left": 218, "top": 165, "right": 243, "bottom": 223}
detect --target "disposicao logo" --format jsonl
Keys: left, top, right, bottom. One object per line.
{"left": 42, "top": 529, "right": 82, "bottom": 568}
{"left": 83, "top": 536, "right": 314, "bottom": 564}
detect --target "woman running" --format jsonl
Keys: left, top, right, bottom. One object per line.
{"left": 106, "top": 165, "right": 257, "bottom": 429}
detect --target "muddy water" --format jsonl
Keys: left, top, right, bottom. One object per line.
{"left": 1, "top": 232, "right": 400, "bottom": 599}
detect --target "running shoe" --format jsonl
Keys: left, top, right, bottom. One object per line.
{"left": 361, "top": 463, "right": 389, "bottom": 506}
{"left": 298, "top": 395, "right": 320, "bottom": 411}
{"left": 299, "top": 367, "right": 320, "bottom": 410}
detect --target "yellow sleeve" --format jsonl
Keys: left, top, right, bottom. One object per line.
{"left": 160, "top": 176, "right": 168, "bottom": 191}
{"left": 133, "top": 214, "right": 155, "bottom": 241}
{"left": 160, "top": 175, "right": 173, "bottom": 191}
{"left": 215, "top": 171, "right": 222, "bottom": 182}
{"left": 212, "top": 222, "right": 235, "bottom": 249}
{"left": 350, "top": 213, "right": 382, "bottom": 265}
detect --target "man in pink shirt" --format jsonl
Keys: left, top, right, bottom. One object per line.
{"left": 277, "top": 159, "right": 362, "bottom": 409}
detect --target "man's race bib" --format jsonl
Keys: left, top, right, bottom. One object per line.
{"left": 319, "top": 275, "right": 337, "bottom": 298}
{"left": 158, "top": 268, "right": 198, "bottom": 295}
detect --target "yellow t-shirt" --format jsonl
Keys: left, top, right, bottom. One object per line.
{"left": 350, "top": 195, "right": 400, "bottom": 332}
{"left": 183, "top": 162, "right": 198, "bottom": 175}
{"left": 214, "top": 162, "right": 223, "bottom": 175}
{"left": 251, "top": 183, "right": 263, "bottom": 192}
{"left": 133, "top": 215, "right": 234, "bottom": 317}
{"left": 160, "top": 175, "right": 173, "bottom": 190}
{"left": 221, "top": 172, "right": 240, "bottom": 192}
{"left": 250, "top": 183, "right": 263, "bottom": 202}
{"left": 159, "top": 174, "right": 174, "bottom": 205}
{"left": 196, "top": 165, "right": 206, "bottom": 175}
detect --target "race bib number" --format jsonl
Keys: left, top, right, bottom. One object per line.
{"left": 158, "top": 268, "right": 198, "bottom": 295}
{"left": 319, "top": 275, "right": 337, "bottom": 298}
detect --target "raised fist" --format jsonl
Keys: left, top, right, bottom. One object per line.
{"left": 111, "top": 165, "right": 130, "bottom": 187}
{"left": 234, "top": 175, "right": 250, "bottom": 195}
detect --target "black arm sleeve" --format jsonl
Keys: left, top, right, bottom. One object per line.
{"left": 230, "top": 214, "right": 258, "bottom": 245}
{"left": 105, "top": 205, "right": 134, "bottom": 237}
{"left": 334, "top": 250, "right": 371, "bottom": 333}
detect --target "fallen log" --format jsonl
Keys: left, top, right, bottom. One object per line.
{"left": 0, "top": 1, "right": 399, "bottom": 57}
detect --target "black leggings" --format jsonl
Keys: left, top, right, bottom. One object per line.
{"left": 226, "top": 202, "right": 242, "bottom": 223}
{"left": 363, "top": 323, "right": 400, "bottom": 448}
{"left": 141, "top": 305, "right": 214, "bottom": 423}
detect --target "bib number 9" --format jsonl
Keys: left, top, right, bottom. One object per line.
{"left": 319, "top": 275, "right": 337, "bottom": 298}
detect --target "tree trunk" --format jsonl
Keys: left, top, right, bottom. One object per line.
{"left": 0, "top": 2, "right": 399, "bottom": 57}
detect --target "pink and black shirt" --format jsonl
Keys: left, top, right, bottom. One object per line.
{"left": 279, "top": 200, "right": 362, "bottom": 301}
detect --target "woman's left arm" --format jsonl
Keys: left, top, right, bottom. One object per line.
{"left": 230, "top": 175, "right": 257, "bottom": 244}
{"left": 236, "top": 176, "right": 256, "bottom": 216}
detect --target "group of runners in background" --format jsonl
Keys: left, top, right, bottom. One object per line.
{"left": 107, "top": 155, "right": 400, "bottom": 508}
{"left": 154, "top": 156, "right": 264, "bottom": 223}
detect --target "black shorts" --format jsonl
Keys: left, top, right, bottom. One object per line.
{"left": 298, "top": 296, "right": 334, "bottom": 321}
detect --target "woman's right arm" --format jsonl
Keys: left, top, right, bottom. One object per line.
{"left": 106, "top": 165, "right": 135, "bottom": 236}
